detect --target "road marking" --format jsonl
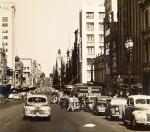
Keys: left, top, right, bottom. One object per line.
{"left": 83, "top": 123, "right": 96, "bottom": 128}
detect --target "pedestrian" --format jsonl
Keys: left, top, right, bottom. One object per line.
{"left": 67, "top": 99, "right": 74, "bottom": 111}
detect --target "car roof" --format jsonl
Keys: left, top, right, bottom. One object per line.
{"left": 27, "top": 94, "right": 47, "bottom": 98}
{"left": 128, "top": 95, "right": 150, "bottom": 99}
{"left": 86, "top": 95, "right": 97, "bottom": 97}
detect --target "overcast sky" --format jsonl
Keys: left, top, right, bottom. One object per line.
{"left": 14, "top": 0, "right": 82, "bottom": 76}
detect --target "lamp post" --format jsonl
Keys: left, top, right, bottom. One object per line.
{"left": 125, "top": 38, "right": 134, "bottom": 95}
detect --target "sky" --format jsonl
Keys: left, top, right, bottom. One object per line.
{"left": 14, "top": 0, "right": 82, "bottom": 76}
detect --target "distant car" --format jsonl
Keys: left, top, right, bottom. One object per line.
{"left": 8, "top": 93, "right": 14, "bottom": 99}
{"left": 13, "top": 93, "right": 21, "bottom": 100}
{"left": 105, "top": 97, "right": 127, "bottom": 120}
{"left": 123, "top": 95, "right": 150, "bottom": 129}
{"left": 93, "top": 96, "right": 110, "bottom": 115}
{"left": 85, "top": 95, "right": 97, "bottom": 111}
{"left": 23, "top": 94, "right": 51, "bottom": 120}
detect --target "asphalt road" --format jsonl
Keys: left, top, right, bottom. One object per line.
{"left": 0, "top": 100, "right": 150, "bottom": 132}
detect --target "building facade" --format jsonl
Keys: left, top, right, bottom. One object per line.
{"left": 118, "top": 0, "right": 143, "bottom": 95}
{"left": 79, "top": 0, "right": 105, "bottom": 83}
{"left": 0, "top": 48, "right": 6, "bottom": 84}
{"left": 0, "top": 0, "right": 16, "bottom": 70}
{"left": 139, "top": 0, "right": 150, "bottom": 94}
{"left": 104, "top": 0, "right": 118, "bottom": 95}
{"left": 21, "top": 58, "right": 33, "bottom": 87}
{"left": 15, "top": 56, "right": 23, "bottom": 87}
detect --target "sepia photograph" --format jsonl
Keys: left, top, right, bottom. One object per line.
{"left": 0, "top": 0, "right": 150, "bottom": 132}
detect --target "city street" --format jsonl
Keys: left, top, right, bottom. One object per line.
{"left": 0, "top": 99, "right": 150, "bottom": 132}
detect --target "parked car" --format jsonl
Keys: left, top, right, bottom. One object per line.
{"left": 85, "top": 95, "right": 97, "bottom": 111}
{"left": 123, "top": 95, "right": 150, "bottom": 129}
{"left": 23, "top": 94, "right": 51, "bottom": 120}
{"left": 13, "top": 93, "right": 21, "bottom": 100}
{"left": 105, "top": 97, "right": 127, "bottom": 120}
{"left": 93, "top": 96, "right": 110, "bottom": 115}
{"left": 8, "top": 93, "right": 14, "bottom": 99}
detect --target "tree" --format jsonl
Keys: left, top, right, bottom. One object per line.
{"left": 53, "top": 68, "right": 60, "bottom": 89}
{"left": 61, "top": 58, "right": 66, "bottom": 88}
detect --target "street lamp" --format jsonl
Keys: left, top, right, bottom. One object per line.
{"left": 125, "top": 38, "right": 134, "bottom": 95}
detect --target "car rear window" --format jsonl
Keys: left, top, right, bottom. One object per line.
{"left": 28, "top": 97, "right": 46, "bottom": 103}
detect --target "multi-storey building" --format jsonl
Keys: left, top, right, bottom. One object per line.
{"left": 0, "top": 0, "right": 16, "bottom": 71}
{"left": 15, "top": 56, "right": 23, "bottom": 87}
{"left": 0, "top": 48, "right": 6, "bottom": 84}
{"left": 20, "top": 58, "right": 33, "bottom": 87}
{"left": 139, "top": 0, "right": 150, "bottom": 94}
{"left": 118, "top": 0, "right": 144, "bottom": 95}
{"left": 32, "top": 60, "right": 41, "bottom": 86}
{"left": 104, "top": 0, "right": 118, "bottom": 95}
{"left": 79, "top": 0, "right": 105, "bottom": 83}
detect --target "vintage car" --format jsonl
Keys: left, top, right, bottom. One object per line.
{"left": 13, "top": 93, "right": 21, "bottom": 100}
{"left": 105, "top": 97, "right": 127, "bottom": 120}
{"left": 85, "top": 95, "right": 97, "bottom": 111}
{"left": 65, "top": 97, "right": 80, "bottom": 111}
{"left": 123, "top": 95, "right": 150, "bottom": 129}
{"left": 93, "top": 96, "right": 111, "bottom": 115}
{"left": 23, "top": 94, "right": 51, "bottom": 120}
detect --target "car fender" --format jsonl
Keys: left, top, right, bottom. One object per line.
{"left": 132, "top": 110, "right": 144, "bottom": 121}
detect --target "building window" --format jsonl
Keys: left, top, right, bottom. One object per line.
{"left": 86, "top": 22, "right": 94, "bottom": 31}
{"left": 99, "top": 23, "right": 104, "bottom": 31}
{"left": 2, "top": 23, "right": 8, "bottom": 27}
{"left": 99, "top": 12, "right": 105, "bottom": 19}
{"left": 145, "top": 9, "right": 149, "bottom": 28}
{"left": 99, "top": 46, "right": 104, "bottom": 55}
{"left": 86, "top": 12, "right": 94, "bottom": 19}
{"left": 2, "top": 30, "right": 8, "bottom": 33}
{"left": 3, "top": 36, "right": 8, "bottom": 40}
{"left": 2, "top": 42, "right": 8, "bottom": 46}
{"left": 2, "top": 17, "right": 8, "bottom": 22}
{"left": 144, "top": 40, "right": 150, "bottom": 63}
{"left": 87, "top": 46, "right": 94, "bottom": 55}
{"left": 99, "top": 34, "right": 104, "bottom": 42}
{"left": 5, "top": 49, "right": 8, "bottom": 52}
{"left": 87, "top": 34, "right": 94, "bottom": 43}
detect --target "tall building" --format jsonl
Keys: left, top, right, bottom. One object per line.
{"left": 139, "top": 0, "right": 150, "bottom": 94}
{"left": 118, "top": 0, "right": 144, "bottom": 95}
{"left": 21, "top": 58, "right": 33, "bottom": 87}
{"left": 0, "top": 0, "right": 16, "bottom": 71}
{"left": 79, "top": 0, "right": 105, "bottom": 83}
{"left": 104, "top": 0, "right": 118, "bottom": 95}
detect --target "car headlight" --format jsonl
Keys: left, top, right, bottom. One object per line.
{"left": 115, "top": 107, "right": 119, "bottom": 111}
{"left": 97, "top": 106, "right": 101, "bottom": 109}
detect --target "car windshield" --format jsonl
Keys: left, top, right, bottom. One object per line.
{"left": 28, "top": 97, "right": 46, "bottom": 103}
{"left": 136, "top": 99, "right": 150, "bottom": 104}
